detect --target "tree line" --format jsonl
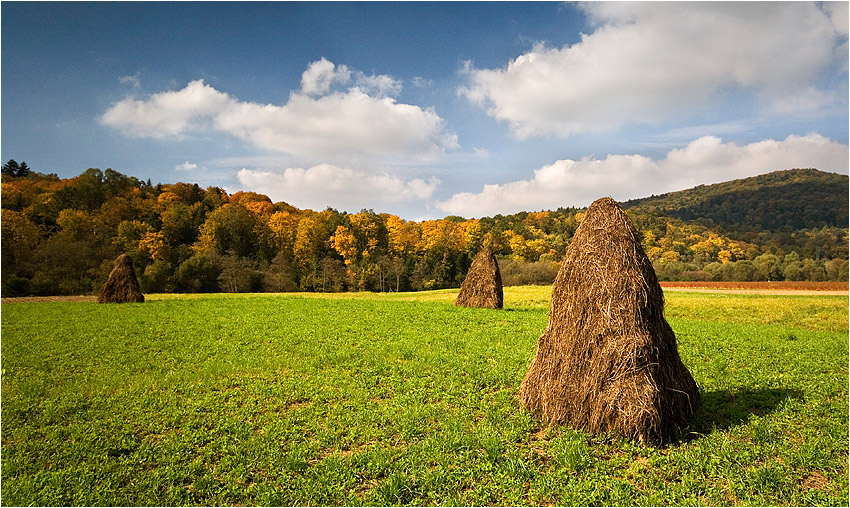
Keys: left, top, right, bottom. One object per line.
{"left": 1, "top": 166, "right": 847, "bottom": 296}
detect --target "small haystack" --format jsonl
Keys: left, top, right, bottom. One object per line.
{"left": 519, "top": 197, "right": 699, "bottom": 444}
{"left": 98, "top": 254, "right": 145, "bottom": 303}
{"left": 455, "top": 246, "right": 503, "bottom": 309}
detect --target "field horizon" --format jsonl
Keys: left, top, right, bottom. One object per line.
{"left": 1, "top": 286, "right": 847, "bottom": 505}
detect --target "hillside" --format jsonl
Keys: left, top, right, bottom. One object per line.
{"left": 622, "top": 168, "right": 849, "bottom": 232}
{"left": 2, "top": 167, "right": 848, "bottom": 296}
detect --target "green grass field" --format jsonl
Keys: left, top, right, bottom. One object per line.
{"left": 1, "top": 287, "right": 847, "bottom": 506}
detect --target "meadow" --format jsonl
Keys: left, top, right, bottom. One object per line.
{"left": 1, "top": 286, "right": 847, "bottom": 506}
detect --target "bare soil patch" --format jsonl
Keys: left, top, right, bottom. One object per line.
{"left": 660, "top": 281, "right": 847, "bottom": 291}
{"left": 660, "top": 281, "right": 848, "bottom": 295}
{"left": 1, "top": 295, "right": 97, "bottom": 304}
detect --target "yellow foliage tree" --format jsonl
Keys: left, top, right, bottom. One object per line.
{"left": 245, "top": 200, "right": 275, "bottom": 216}
{"left": 1, "top": 209, "right": 41, "bottom": 268}
{"left": 420, "top": 219, "right": 465, "bottom": 253}
{"left": 56, "top": 209, "right": 94, "bottom": 240}
{"left": 267, "top": 211, "right": 299, "bottom": 258}
{"left": 330, "top": 225, "right": 358, "bottom": 265}
{"left": 294, "top": 213, "right": 328, "bottom": 273}
{"left": 156, "top": 191, "right": 180, "bottom": 207}
{"left": 139, "top": 231, "right": 168, "bottom": 261}
{"left": 349, "top": 211, "right": 380, "bottom": 258}
{"left": 526, "top": 238, "right": 549, "bottom": 261}
{"left": 504, "top": 230, "right": 528, "bottom": 260}
{"left": 646, "top": 246, "right": 663, "bottom": 262}
{"left": 386, "top": 215, "right": 420, "bottom": 256}
{"left": 462, "top": 219, "right": 483, "bottom": 254}
{"left": 659, "top": 250, "right": 681, "bottom": 264}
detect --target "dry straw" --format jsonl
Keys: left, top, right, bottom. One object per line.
{"left": 519, "top": 197, "right": 699, "bottom": 444}
{"left": 98, "top": 253, "right": 145, "bottom": 303}
{"left": 455, "top": 246, "right": 504, "bottom": 309}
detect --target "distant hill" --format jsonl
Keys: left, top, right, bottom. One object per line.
{"left": 2, "top": 166, "right": 848, "bottom": 296}
{"left": 622, "top": 168, "right": 849, "bottom": 232}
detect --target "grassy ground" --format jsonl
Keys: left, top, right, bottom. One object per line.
{"left": 1, "top": 286, "right": 847, "bottom": 506}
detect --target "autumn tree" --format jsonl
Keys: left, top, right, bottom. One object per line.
{"left": 1, "top": 209, "right": 42, "bottom": 294}
{"left": 293, "top": 211, "right": 336, "bottom": 290}
{"left": 267, "top": 210, "right": 299, "bottom": 261}
{"left": 197, "top": 203, "right": 259, "bottom": 258}
{"left": 386, "top": 214, "right": 421, "bottom": 257}
{"left": 330, "top": 225, "right": 358, "bottom": 266}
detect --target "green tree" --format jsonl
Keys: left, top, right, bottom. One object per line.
{"left": 140, "top": 260, "right": 174, "bottom": 293}
{"left": 176, "top": 253, "right": 220, "bottom": 293}
{"left": 2, "top": 159, "right": 29, "bottom": 177}
{"left": 753, "top": 253, "right": 783, "bottom": 281}
{"left": 197, "top": 204, "right": 259, "bottom": 258}
{"left": 783, "top": 252, "right": 804, "bottom": 281}
{"left": 2, "top": 159, "right": 19, "bottom": 177}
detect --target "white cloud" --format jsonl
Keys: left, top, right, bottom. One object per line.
{"left": 300, "top": 57, "right": 352, "bottom": 96}
{"left": 119, "top": 73, "right": 141, "bottom": 89}
{"left": 101, "top": 79, "right": 234, "bottom": 138}
{"left": 436, "top": 133, "right": 849, "bottom": 217}
{"left": 412, "top": 76, "right": 434, "bottom": 88}
{"left": 823, "top": 1, "right": 849, "bottom": 37}
{"left": 175, "top": 161, "right": 198, "bottom": 171}
{"left": 101, "top": 60, "right": 454, "bottom": 161}
{"left": 214, "top": 89, "right": 455, "bottom": 159}
{"left": 354, "top": 73, "right": 403, "bottom": 98}
{"left": 472, "top": 147, "right": 491, "bottom": 159}
{"left": 237, "top": 164, "right": 440, "bottom": 212}
{"left": 459, "top": 2, "right": 847, "bottom": 138}
{"left": 299, "top": 57, "right": 402, "bottom": 98}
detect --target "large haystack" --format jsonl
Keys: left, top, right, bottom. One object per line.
{"left": 455, "top": 246, "right": 503, "bottom": 309}
{"left": 98, "top": 254, "right": 145, "bottom": 303}
{"left": 519, "top": 197, "right": 699, "bottom": 444}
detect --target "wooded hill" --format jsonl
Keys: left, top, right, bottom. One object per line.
{"left": 623, "top": 168, "right": 848, "bottom": 232}
{"left": 1, "top": 166, "right": 847, "bottom": 296}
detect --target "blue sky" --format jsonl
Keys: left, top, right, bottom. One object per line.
{"left": 2, "top": 1, "right": 848, "bottom": 219}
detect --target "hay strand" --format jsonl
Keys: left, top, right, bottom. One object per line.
{"left": 455, "top": 246, "right": 504, "bottom": 309}
{"left": 98, "top": 254, "right": 145, "bottom": 303}
{"left": 519, "top": 197, "right": 699, "bottom": 444}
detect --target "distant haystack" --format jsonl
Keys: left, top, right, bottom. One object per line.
{"left": 455, "top": 246, "right": 503, "bottom": 309}
{"left": 519, "top": 197, "right": 699, "bottom": 444}
{"left": 98, "top": 254, "right": 145, "bottom": 303}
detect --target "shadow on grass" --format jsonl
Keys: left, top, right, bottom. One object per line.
{"left": 687, "top": 386, "right": 804, "bottom": 437}
{"left": 503, "top": 307, "right": 546, "bottom": 313}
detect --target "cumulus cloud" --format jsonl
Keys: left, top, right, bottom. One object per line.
{"left": 175, "top": 161, "right": 198, "bottom": 171}
{"left": 299, "top": 57, "right": 352, "bottom": 96}
{"left": 119, "top": 73, "right": 141, "bottom": 89}
{"left": 101, "top": 59, "right": 454, "bottom": 160}
{"left": 101, "top": 79, "right": 233, "bottom": 138}
{"left": 412, "top": 76, "right": 434, "bottom": 88}
{"left": 237, "top": 165, "right": 440, "bottom": 212}
{"left": 214, "top": 90, "right": 455, "bottom": 159}
{"left": 459, "top": 2, "right": 847, "bottom": 138}
{"left": 299, "top": 57, "right": 402, "bottom": 98}
{"left": 436, "top": 133, "right": 849, "bottom": 217}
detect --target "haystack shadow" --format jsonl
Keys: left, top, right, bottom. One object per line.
{"left": 683, "top": 386, "right": 803, "bottom": 439}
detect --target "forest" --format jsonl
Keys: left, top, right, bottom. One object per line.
{"left": 1, "top": 165, "right": 847, "bottom": 297}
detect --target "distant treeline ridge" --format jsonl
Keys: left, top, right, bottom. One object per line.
{"left": 1, "top": 167, "right": 847, "bottom": 296}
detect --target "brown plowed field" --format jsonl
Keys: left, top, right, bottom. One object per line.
{"left": 2, "top": 281, "right": 848, "bottom": 303}
{"left": 659, "top": 281, "right": 848, "bottom": 295}
{"left": 659, "top": 281, "right": 847, "bottom": 291}
{"left": 1, "top": 295, "right": 98, "bottom": 303}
